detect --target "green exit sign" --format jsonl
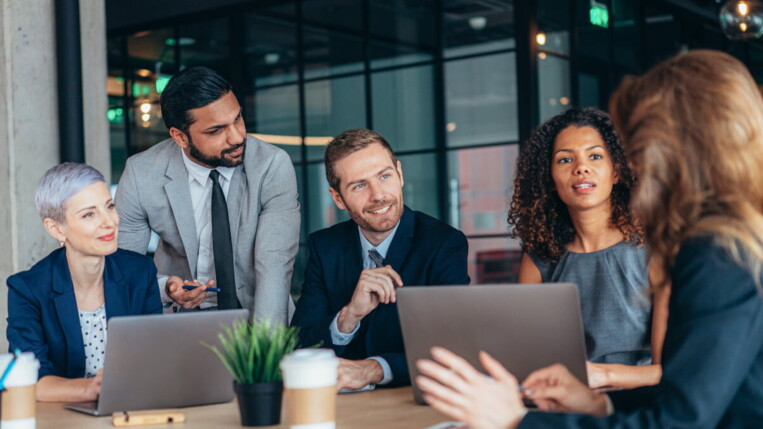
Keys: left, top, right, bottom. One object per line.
{"left": 590, "top": 4, "right": 609, "bottom": 28}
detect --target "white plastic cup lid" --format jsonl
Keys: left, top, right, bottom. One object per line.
{"left": 0, "top": 352, "right": 40, "bottom": 388}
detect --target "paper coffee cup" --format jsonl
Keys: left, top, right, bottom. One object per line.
{"left": 0, "top": 352, "right": 39, "bottom": 429}
{"left": 281, "top": 349, "right": 338, "bottom": 429}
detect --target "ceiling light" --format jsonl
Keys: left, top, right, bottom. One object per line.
{"left": 468, "top": 16, "right": 487, "bottom": 31}
{"left": 720, "top": 1, "right": 763, "bottom": 39}
{"left": 536, "top": 32, "right": 547, "bottom": 46}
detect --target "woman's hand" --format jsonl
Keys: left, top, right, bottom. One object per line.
{"left": 586, "top": 361, "right": 609, "bottom": 388}
{"left": 416, "top": 347, "right": 527, "bottom": 429}
{"left": 37, "top": 369, "right": 104, "bottom": 402}
{"left": 82, "top": 369, "right": 103, "bottom": 401}
{"left": 523, "top": 363, "right": 608, "bottom": 416}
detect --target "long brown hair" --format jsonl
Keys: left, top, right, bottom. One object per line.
{"left": 610, "top": 50, "right": 763, "bottom": 289}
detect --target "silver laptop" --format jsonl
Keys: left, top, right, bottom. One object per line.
{"left": 65, "top": 309, "right": 248, "bottom": 415}
{"left": 398, "top": 283, "right": 588, "bottom": 405}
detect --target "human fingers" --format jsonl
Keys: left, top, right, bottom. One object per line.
{"left": 415, "top": 375, "right": 469, "bottom": 410}
{"left": 416, "top": 358, "right": 471, "bottom": 395}
{"left": 422, "top": 392, "right": 468, "bottom": 423}
{"left": 166, "top": 276, "right": 184, "bottom": 295}
{"left": 522, "top": 363, "right": 568, "bottom": 389}
{"left": 379, "top": 265, "right": 404, "bottom": 287}
{"left": 359, "top": 275, "right": 394, "bottom": 304}
{"left": 431, "top": 347, "right": 483, "bottom": 383}
{"left": 479, "top": 351, "right": 517, "bottom": 385}
{"left": 362, "top": 270, "right": 397, "bottom": 293}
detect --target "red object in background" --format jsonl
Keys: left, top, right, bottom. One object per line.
{"left": 476, "top": 249, "right": 523, "bottom": 284}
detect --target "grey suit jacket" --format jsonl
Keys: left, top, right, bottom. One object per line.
{"left": 114, "top": 135, "right": 300, "bottom": 324}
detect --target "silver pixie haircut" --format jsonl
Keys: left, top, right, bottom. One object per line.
{"left": 36, "top": 163, "right": 106, "bottom": 223}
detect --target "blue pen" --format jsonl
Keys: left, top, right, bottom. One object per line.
{"left": 183, "top": 285, "right": 222, "bottom": 292}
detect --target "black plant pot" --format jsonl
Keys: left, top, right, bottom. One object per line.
{"left": 233, "top": 381, "right": 283, "bottom": 427}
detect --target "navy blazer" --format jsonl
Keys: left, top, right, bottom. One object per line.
{"left": 519, "top": 237, "right": 763, "bottom": 428}
{"left": 6, "top": 248, "right": 163, "bottom": 379}
{"left": 291, "top": 206, "right": 470, "bottom": 387}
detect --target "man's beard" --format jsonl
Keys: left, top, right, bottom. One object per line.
{"left": 188, "top": 135, "right": 246, "bottom": 168}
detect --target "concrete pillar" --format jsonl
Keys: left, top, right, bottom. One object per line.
{"left": 0, "top": 0, "right": 109, "bottom": 352}
{"left": 81, "top": 0, "right": 110, "bottom": 179}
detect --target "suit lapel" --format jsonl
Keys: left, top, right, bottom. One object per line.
{"left": 103, "top": 254, "right": 130, "bottom": 319}
{"left": 164, "top": 150, "right": 199, "bottom": 276}
{"left": 51, "top": 250, "right": 86, "bottom": 378}
{"left": 343, "top": 224, "right": 364, "bottom": 304}
{"left": 381, "top": 206, "right": 415, "bottom": 274}
{"left": 227, "top": 165, "right": 245, "bottom": 247}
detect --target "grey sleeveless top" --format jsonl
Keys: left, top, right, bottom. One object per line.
{"left": 529, "top": 241, "right": 651, "bottom": 365}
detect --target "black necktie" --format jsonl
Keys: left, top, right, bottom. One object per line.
{"left": 368, "top": 249, "right": 384, "bottom": 268}
{"left": 209, "top": 170, "right": 240, "bottom": 309}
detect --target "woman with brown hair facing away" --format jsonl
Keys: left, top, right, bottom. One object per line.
{"left": 508, "top": 107, "right": 667, "bottom": 389}
{"left": 416, "top": 50, "right": 763, "bottom": 428}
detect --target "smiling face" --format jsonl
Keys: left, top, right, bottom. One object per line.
{"left": 329, "top": 142, "right": 405, "bottom": 246}
{"left": 551, "top": 125, "right": 618, "bottom": 215}
{"left": 44, "top": 182, "right": 119, "bottom": 258}
{"left": 169, "top": 91, "right": 247, "bottom": 168}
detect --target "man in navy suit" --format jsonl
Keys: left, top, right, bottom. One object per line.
{"left": 291, "top": 129, "right": 469, "bottom": 390}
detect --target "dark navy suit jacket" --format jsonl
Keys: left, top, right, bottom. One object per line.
{"left": 519, "top": 237, "right": 763, "bottom": 428}
{"left": 6, "top": 248, "right": 162, "bottom": 379}
{"left": 291, "top": 206, "right": 469, "bottom": 387}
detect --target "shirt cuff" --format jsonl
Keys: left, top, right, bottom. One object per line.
{"left": 604, "top": 393, "right": 615, "bottom": 416}
{"left": 330, "top": 312, "right": 360, "bottom": 345}
{"left": 368, "top": 356, "right": 393, "bottom": 385}
{"left": 158, "top": 275, "right": 178, "bottom": 313}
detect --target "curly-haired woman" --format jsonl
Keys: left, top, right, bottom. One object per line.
{"left": 507, "top": 107, "right": 667, "bottom": 389}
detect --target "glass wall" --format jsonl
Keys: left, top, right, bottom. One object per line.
{"left": 107, "top": 0, "right": 763, "bottom": 294}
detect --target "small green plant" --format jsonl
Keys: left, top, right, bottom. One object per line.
{"left": 204, "top": 319, "right": 300, "bottom": 384}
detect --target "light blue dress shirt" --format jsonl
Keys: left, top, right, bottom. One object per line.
{"left": 329, "top": 222, "right": 401, "bottom": 386}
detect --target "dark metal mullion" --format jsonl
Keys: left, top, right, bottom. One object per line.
{"left": 298, "top": 140, "right": 523, "bottom": 168}
{"left": 537, "top": 49, "right": 572, "bottom": 60}
{"left": 250, "top": 49, "right": 521, "bottom": 93}
{"left": 121, "top": 36, "right": 134, "bottom": 157}
{"left": 516, "top": 0, "right": 539, "bottom": 146}
{"left": 173, "top": 26, "right": 181, "bottom": 70}
{"left": 638, "top": 0, "right": 647, "bottom": 72}
{"left": 570, "top": 0, "right": 580, "bottom": 107}
{"left": 229, "top": 13, "right": 246, "bottom": 94}
{"left": 362, "top": 0, "right": 373, "bottom": 129}
{"left": 433, "top": 0, "right": 448, "bottom": 223}
{"left": 606, "top": 0, "right": 616, "bottom": 99}
{"left": 464, "top": 233, "right": 513, "bottom": 240}
{"left": 296, "top": 0, "right": 310, "bottom": 236}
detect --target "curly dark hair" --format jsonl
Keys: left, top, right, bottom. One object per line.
{"left": 507, "top": 107, "right": 642, "bottom": 263}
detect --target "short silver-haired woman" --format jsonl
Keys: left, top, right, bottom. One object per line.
{"left": 7, "top": 163, "right": 162, "bottom": 402}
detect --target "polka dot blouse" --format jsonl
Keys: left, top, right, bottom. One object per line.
{"left": 78, "top": 305, "right": 108, "bottom": 378}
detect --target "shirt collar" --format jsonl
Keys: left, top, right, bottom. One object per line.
{"left": 180, "top": 147, "right": 236, "bottom": 186}
{"left": 358, "top": 220, "right": 400, "bottom": 260}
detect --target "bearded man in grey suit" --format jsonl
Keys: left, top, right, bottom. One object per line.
{"left": 115, "top": 67, "right": 300, "bottom": 323}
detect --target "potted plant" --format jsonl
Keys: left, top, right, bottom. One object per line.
{"left": 205, "top": 319, "right": 300, "bottom": 427}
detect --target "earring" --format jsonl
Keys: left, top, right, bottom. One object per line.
{"left": 59, "top": 241, "right": 65, "bottom": 247}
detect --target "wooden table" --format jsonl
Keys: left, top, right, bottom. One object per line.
{"left": 36, "top": 387, "right": 450, "bottom": 428}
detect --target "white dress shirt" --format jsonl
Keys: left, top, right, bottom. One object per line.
{"left": 170, "top": 148, "right": 236, "bottom": 309}
{"left": 330, "top": 222, "right": 401, "bottom": 386}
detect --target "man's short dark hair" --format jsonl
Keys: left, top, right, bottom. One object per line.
{"left": 324, "top": 129, "right": 397, "bottom": 190}
{"left": 160, "top": 66, "right": 233, "bottom": 132}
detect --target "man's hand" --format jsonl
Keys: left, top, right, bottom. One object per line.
{"left": 337, "top": 266, "right": 403, "bottom": 333}
{"left": 523, "top": 363, "right": 609, "bottom": 416}
{"left": 336, "top": 358, "right": 384, "bottom": 390}
{"left": 166, "top": 276, "right": 213, "bottom": 309}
